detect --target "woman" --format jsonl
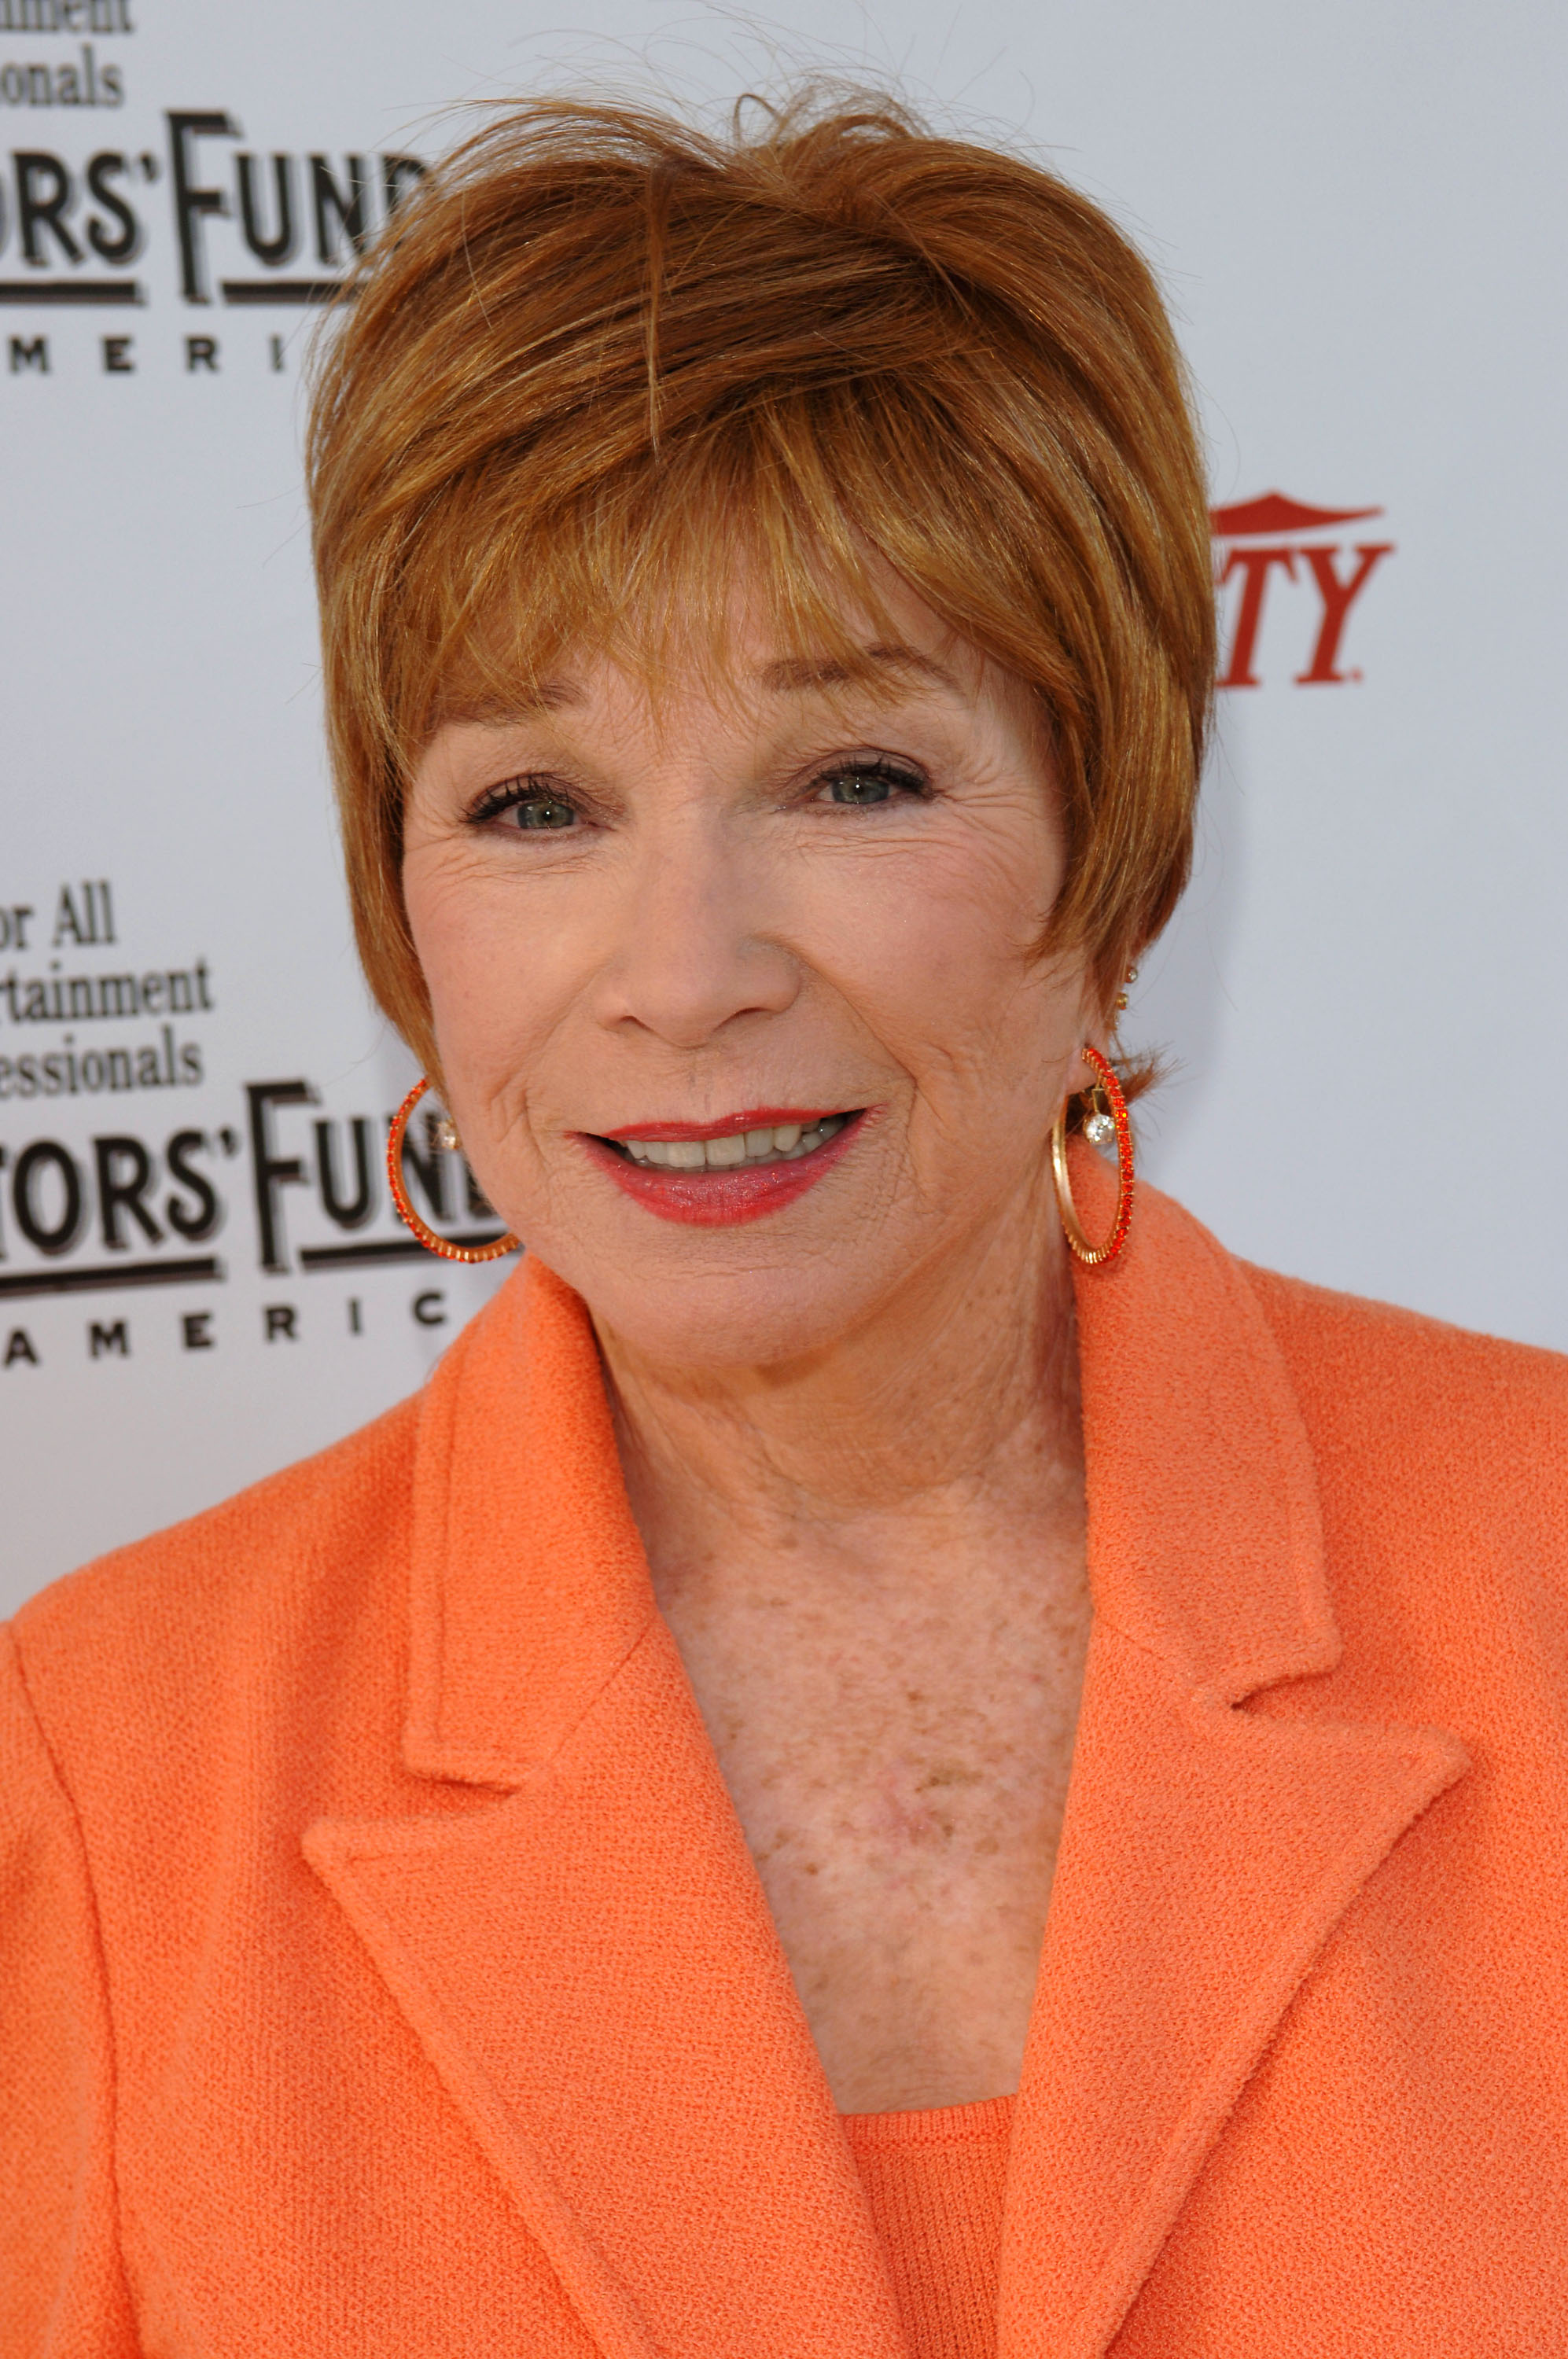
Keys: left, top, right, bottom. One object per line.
{"left": 4, "top": 92, "right": 1566, "bottom": 2359}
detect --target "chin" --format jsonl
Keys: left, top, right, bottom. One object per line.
{"left": 532, "top": 1235, "right": 890, "bottom": 1374}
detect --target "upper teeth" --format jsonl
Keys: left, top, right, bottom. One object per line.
{"left": 621, "top": 1117, "right": 847, "bottom": 1170}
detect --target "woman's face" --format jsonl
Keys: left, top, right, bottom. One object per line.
{"left": 403, "top": 577, "right": 1102, "bottom": 1371}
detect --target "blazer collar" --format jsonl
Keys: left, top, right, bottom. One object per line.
{"left": 400, "top": 1253, "right": 657, "bottom": 1784}
{"left": 1069, "top": 1138, "right": 1337, "bottom": 1701}
{"left": 307, "top": 1154, "right": 1467, "bottom": 2359}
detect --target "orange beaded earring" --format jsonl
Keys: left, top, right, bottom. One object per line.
{"left": 1051, "top": 1042, "right": 1134, "bottom": 1268}
{"left": 386, "top": 1078, "right": 520, "bottom": 1264}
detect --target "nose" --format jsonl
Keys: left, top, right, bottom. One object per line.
{"left": 591, "top": 808, "right": 800, "bottom": 1051}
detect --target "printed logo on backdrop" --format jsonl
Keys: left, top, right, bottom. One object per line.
{"left": 0, "top": 2, "right": 425, "bottom": 375}
{"left": 0, "top": 881, "right": 506, "bottom": 1371}
{"left": 1213, "top": 492, "right": 1394, "bottom": 689}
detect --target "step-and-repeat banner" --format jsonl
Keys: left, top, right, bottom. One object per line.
{"left": 2, "top": 0, "right": 1563, "bottom": 1609}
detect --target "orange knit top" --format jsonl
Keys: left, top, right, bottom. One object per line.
{"left": 841, "top": 2097, "right": 1014, "bottom": 2359}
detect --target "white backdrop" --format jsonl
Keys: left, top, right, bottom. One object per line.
{"left": 2, "top": 0, "right": 1564, "bottom": 1612}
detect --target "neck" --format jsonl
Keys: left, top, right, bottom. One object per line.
{"left": 594, "top": 1187, "right": 1084, "bottom": 1601}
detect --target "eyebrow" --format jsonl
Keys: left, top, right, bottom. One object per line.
{"left": 434, "top": 678, "right": 583, "bottom": 727}
{"left": 756, "top": 643, "right": 961, "bottom": 697}
{"left": 436, "top": 642, "right": 960, "bottom": 731}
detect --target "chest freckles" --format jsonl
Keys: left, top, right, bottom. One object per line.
{"left": 745, "top": 1661, "right": 1080, "bottom": 1930}
{"left": 665, "top": 1570, "right": 1092, "bottom": 2102}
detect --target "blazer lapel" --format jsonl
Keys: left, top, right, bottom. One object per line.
{"left": 998, "top": 1150, "right": 1469, "bottom": 2357}
{"left": 307, "top": 1260, "right": 904, "bottom": 2359}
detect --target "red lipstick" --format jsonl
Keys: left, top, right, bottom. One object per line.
{"left": 579, "top": 1110, "right": 866, "bottom": 1225}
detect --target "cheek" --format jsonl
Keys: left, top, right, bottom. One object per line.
{"left": 807, "top": 835, "right": 1065, "bottom": 1077}
{"left": 403, "top": 856, "right": 563, "bottom": 1082}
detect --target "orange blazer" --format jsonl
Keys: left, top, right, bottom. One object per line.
{"left": 5, "top": 1164, "right": 1568, "bottom": 2358}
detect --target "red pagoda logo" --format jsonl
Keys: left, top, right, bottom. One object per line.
{"left": 1211, "top": 492, "right": 1393, "bottom": 689}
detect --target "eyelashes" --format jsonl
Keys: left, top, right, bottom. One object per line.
{"left": 466, "top": 777, "right": 569, "bottom": 827}
{"left": 473, "top": 781, "right": 578, "bottom": 831}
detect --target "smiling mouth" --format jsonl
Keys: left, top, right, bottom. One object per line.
{"left": 602, "top": 1114, "right": 855, "bottom": 1172}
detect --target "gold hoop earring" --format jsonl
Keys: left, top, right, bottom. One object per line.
{"left": 1051, "top": 1043, "right": 1134, "bottom": 1268}
{"left": 386, "top": 1078, "right": 520, "bottom": 1264}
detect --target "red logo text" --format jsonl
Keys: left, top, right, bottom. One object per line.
{"left": 1212, "top": 492, "right": 1393, "bottom": 689}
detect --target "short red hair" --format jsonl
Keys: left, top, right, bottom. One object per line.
{"left": 306, "top": 92, "right": 1214, "bottom": 1076}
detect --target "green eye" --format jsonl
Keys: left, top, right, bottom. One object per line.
{"left": 513, "top": 795, "right": 575, "bottom": 830}
{"left": 821, "top": 760, "right": 925, "bottom": 807}
{"left": 827, "top": 771, "right": 893, "bottom": 805}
